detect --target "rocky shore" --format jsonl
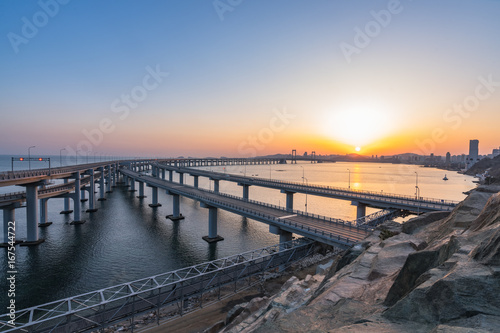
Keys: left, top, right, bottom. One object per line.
{"left": 213, "top": 184, "right": 500, "bottom": 332}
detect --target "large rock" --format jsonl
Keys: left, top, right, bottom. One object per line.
{"left": 472, "top": 226, "right": 500, "bottom": 266}
{"left": 383, "top": 235, "right": 462, "bottom": 308}
{"left": 469, "top": 192, "right": 500, "bottom": 232}
{"left": 383, "top": 259, "right": 500, "bottom": 325}
{"left": 402, "top": 211, "right": 450, "bottom": 235}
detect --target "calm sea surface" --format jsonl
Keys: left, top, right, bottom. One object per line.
{"left": 0, "top": 155, "right": 476, "bottom": 311}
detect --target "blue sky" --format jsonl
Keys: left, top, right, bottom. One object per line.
{"left": 1, "top": 0, "right": 500, "bottom": 158}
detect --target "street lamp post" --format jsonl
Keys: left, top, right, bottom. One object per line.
{"left": 415, "top": 171, "right": 420, "bottom": 199}
{"left": 300, "top": 165, "right": 305, "bottom": 184}
{"left": 347, "top": 168, "right": 351, "bottom": 189}
{"left": 303, "top": 177, "right": 308, "bottom": 213}
{"left": 28, "top": 146, "right": 35, "bottom": 170}
{"left": 60, "top": 148, "right": 66, "bottom": 166}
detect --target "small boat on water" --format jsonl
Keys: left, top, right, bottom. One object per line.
{"left": 443, "top": 174, "right": 449, "bottom": 181}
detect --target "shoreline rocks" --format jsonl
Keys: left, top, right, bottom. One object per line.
{"left": 216, "top": 185, "right": 500, "bottom": 332}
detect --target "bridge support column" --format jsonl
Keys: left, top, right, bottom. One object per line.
{"left": 24, "top": 184, "right": 44, "bottom": 245}
{"left": 212, "top": 179, "right": 219, "bottom": 193}
{"left": 241, "top": 184, "right": 250, "bottom": 201}
{"left": 193, "top": 175, "right": 199, "bottom": 188}
{"left": 281, "top": 190, "right": 295, "bottom": 211}
{"left": 1, "top": 204, "right": 20, "bottom": 245}
{"left": 39, "top": 198, "right": 52, "bottom": 227}
{"left": 166, "top": 193, "right": 184, "bottom": 221}
{"left": 71, "top": 172, "right": 85, "bottom": 225}
{"left": 352, "top": 201, "right": 367, "bottom": 219}
{"left": 112, "top": 164, "right": 117, "bottom": 187}
{"left": 129, "top": 178, "right": 136, "bottom": 192}
{"left": 137, "top": 181, "right": 146, "bottom": 198}
{"left": 149, "top": 186, "right": 162, "bottom": 207}
{"left": 60, "top": 179, "right": 73, "bottom": 214}
{"left": 269, "top": 225, "right": 293, "bottom": 255}
{"left": 80, "top": 187, "right": 88, "bottom": 202}
{"left": 169, "top": 170, "right": 173, "bottom": 182}
{"left": 98, "top": 167, "right": 106, "bottom": 200}
{"left": 179, "top": 172, "right": 184, "bottom": 184}
{"left": 106, "top": 165, "right": 113, "bottom": 193}
{"left": 86, "top": 171, "right": 97, "bottom": 213}
{"left": 201, "top": 203, "right": 224, "bottom": 243}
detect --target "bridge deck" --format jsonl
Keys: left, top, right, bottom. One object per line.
{"left": 156, "top": 163, "right": 458, "bottom": 212}
{"left": 122, "top": 169, "right": 371, "bottom": 247}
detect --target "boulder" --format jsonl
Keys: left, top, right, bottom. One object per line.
{"left": 469, "top": 192, "right": 500, "bottom": 232}
{"left": 472, "top": 226, "right": 500, "bottom": 266}
{"left": 315, "top": 259, "right": 334, "bottom": 275}
{"left": 225, "top": 302, "right": 248, "bottom": 325}
{"left": 383, "top": 261, "right": 500, "bottom": 325}
{"left": 402, "top": 211, "right": 450, "bottom": 235}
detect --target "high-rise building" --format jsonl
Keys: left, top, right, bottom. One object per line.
{"left": 446, "top": 152, "right": 451, "bottom": 165}
{"left": 467, "top": 139, "right": 479, "bottom": 169}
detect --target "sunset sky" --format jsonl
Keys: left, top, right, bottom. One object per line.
{"left": 1, "top": 0, "right": 500, "bottom": 158}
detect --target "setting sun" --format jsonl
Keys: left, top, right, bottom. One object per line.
{"left": 322, "top": 102, "right": 396, "bottom": 149}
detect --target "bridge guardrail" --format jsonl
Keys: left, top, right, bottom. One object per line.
{"left": 155, "top": 162, "right": 459, "bottom": 208}
{"left": 122, "top": 170, "right": 369, "bottom": 246}
{"left": 0, "top": 239, "right": 315, "bottom": 333}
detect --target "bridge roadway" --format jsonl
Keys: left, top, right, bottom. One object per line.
{"left": 120, "top": 168, "right": 371, "bottom": 248}
{"left": 153, "top": 162, "right": 458, "bottom": 215}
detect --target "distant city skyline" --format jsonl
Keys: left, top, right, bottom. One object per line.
{"left": 1, "top": 1, "right": 500, "bottom": 158}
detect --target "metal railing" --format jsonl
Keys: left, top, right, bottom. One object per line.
{"left": 0, "top": 239, "right": 317, "bottom": 333}
{"left": 154, "top": 162, "right": 459, "bottom": 209}
{"left": 122, "top": 170, "right": 371, "bottom": 246}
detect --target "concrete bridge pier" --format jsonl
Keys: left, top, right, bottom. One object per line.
{"left": 98, "top": 167, "right": 106, "bottom": 200}
{"left": 200, "top": 202, "right": 224, "bottom": 243}
{"left": 211, "top": 178, "right": 220, "bottom": 193}
{"left": 60, "top": 178, "right": 73, "bottom": 214}
{"left": 24, "top": 183, "right": 44, "bottom": 245}
{"left": 239, "top": 183, "right": 250, "bottom": 201}
{"left": 269, "top": 225, "right": 293, "bottom": 244}
{"left": 161, "top": 168, "right": 165, "bottom": 180}
{"left": 129, "top": 178, "right": 136, "bottom": 192}
{"left": 149, "top": 186, "right": 162, "bottom": 207}
{"left": 39, "top": 198, "right": 53, "bottom": 227}
{"left": 86, "top": 171, "right": 97, "bottom": 213}
{"left": 166, "top": 192, "right": 184, "bottom": 221}
{"left": 106, "top": 166, "right": 112, "bottom": 193}
{"left": 179, "top": 172, "right": 184, "bottom": 184}
{"left": 1, "top": 203, "right": 20, "bottom": 245}
{"left": 169, "top": 170, "right": 173, "bottom": 182}
{"left": 281, "top": 190, "right": 295, "bottom": 211}
{"left": 80, "top": 187, "right": 88, "bottom": 202}
{"left": 112, "top": 164, "right": 117, "bottom": 187}
{"left": 137, "top": 181, "right": 146, "bottom": 198}
{"left": 193, "top": 175, "right": 199, "bottom": 188}
{"left": 352, "top": 201, "right": 367, "bottom": 219}
{"left": 70, "top": 172, "right": 85, "bottom": 225}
